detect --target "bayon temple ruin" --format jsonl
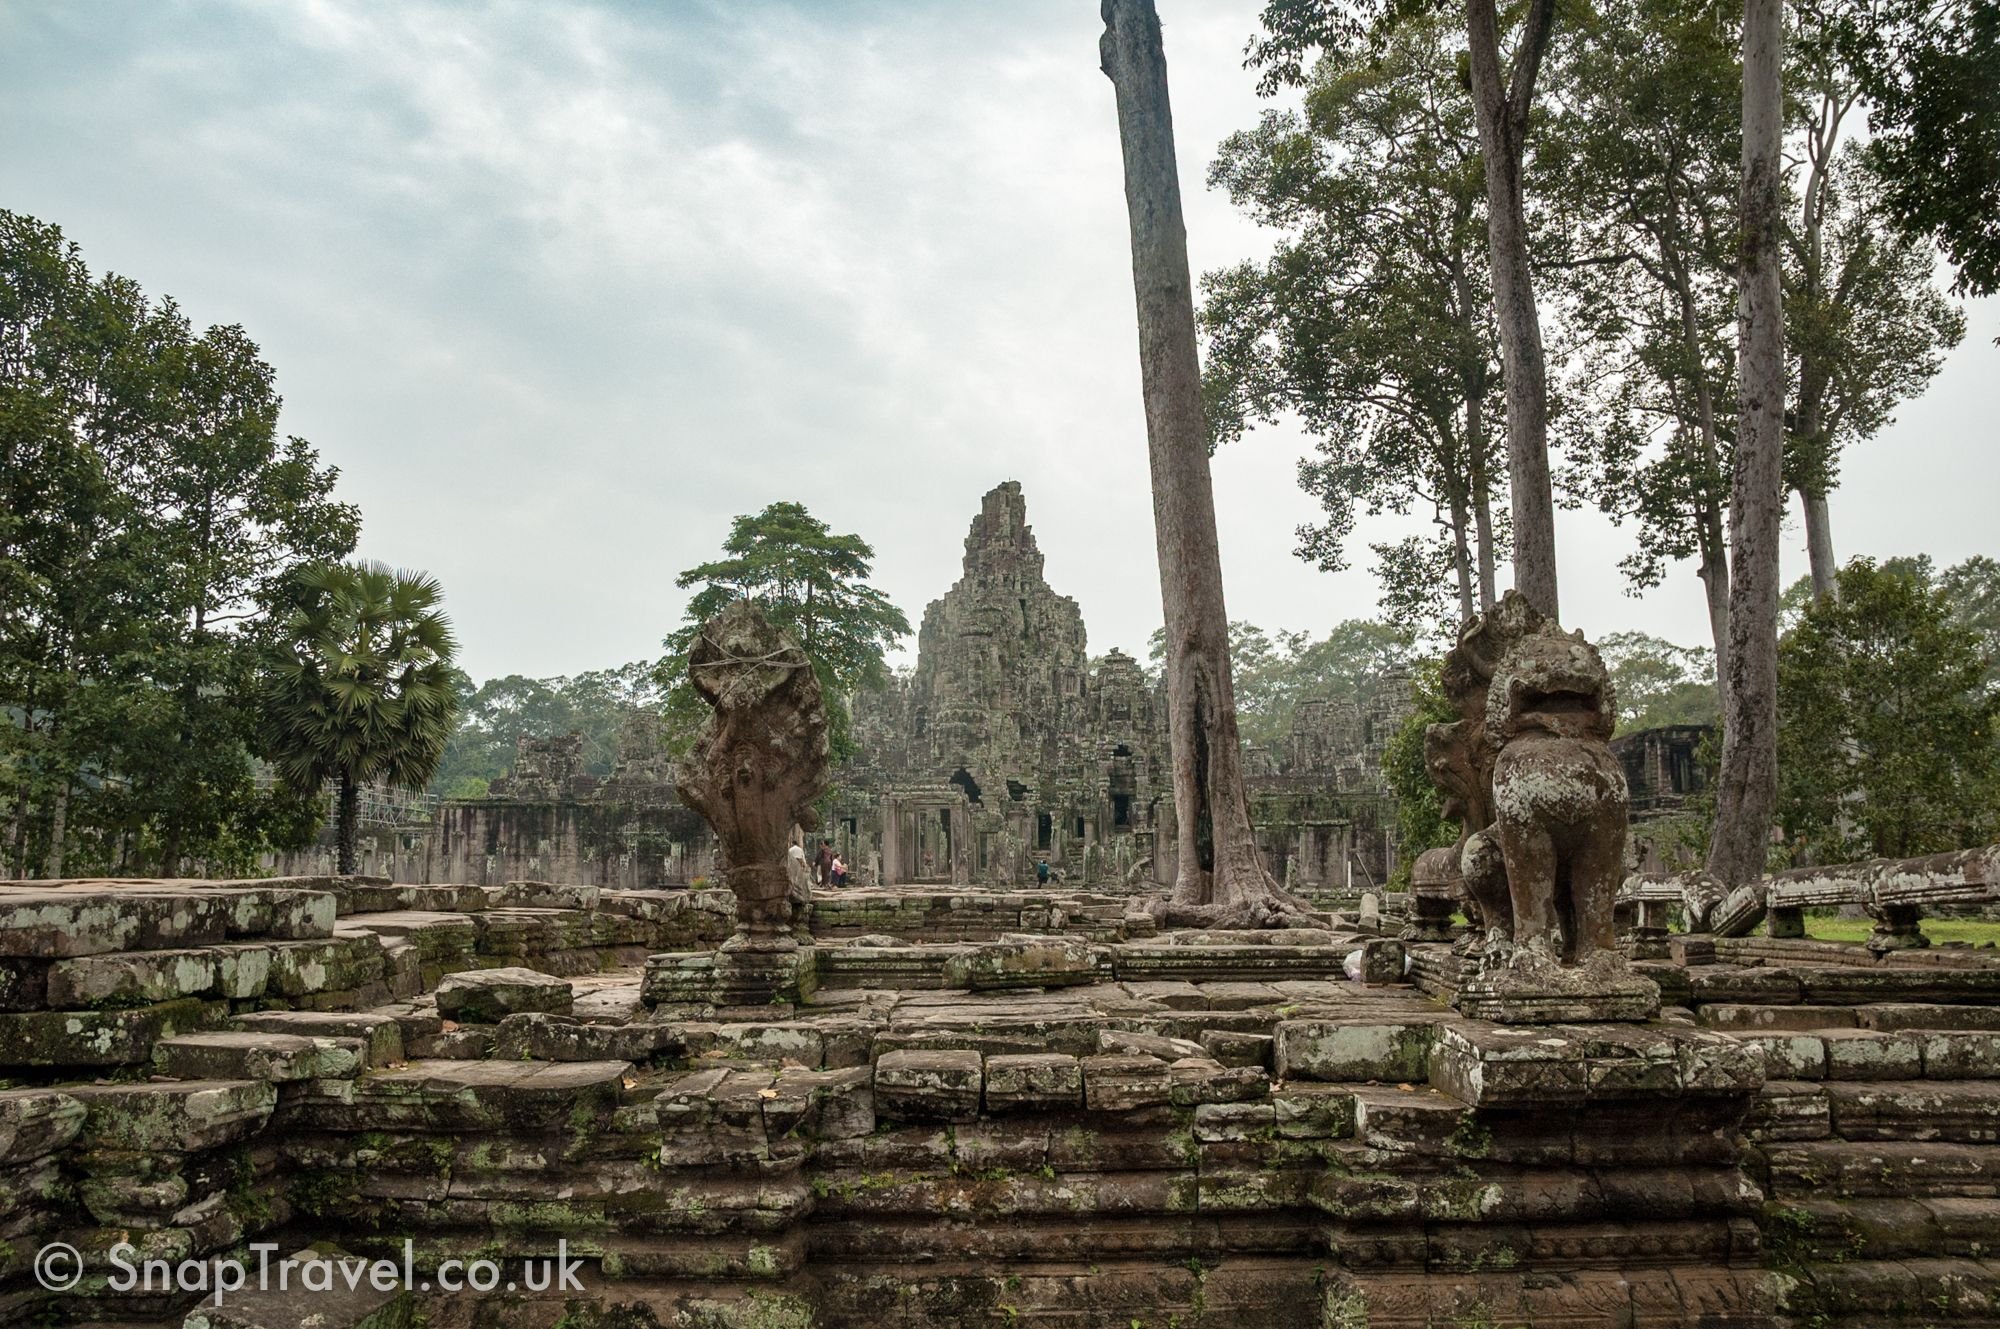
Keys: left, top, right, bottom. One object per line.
{"left": 4, "top": 582, "right": 1999, "bottom": 1329}
{"left": 281, "top": 482, "right": 1413, "bottom": 898}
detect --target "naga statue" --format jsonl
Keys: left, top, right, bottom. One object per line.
{"left": 674, "top": 601, "right": 830, "bottom": 942}
{"left": 1425, "top": 592, "right": 1655, "bottom": 1021}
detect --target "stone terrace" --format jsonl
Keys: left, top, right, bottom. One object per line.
{"left": 1, "top": 876, "right": 1998, "bottom": 1328}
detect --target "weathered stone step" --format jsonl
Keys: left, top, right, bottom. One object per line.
{"left": 284, "top": 1059, "right": 631, "bottom": 1133}
{"left": 1782, "top": 1197, "right": 2000, "bottom": 1261}
{"left": 66, "top": 1079, "right": 277, "bottom": 1152}
{"left": 0, "top": 997, "right": 228, "bottom": 1067}
{"left": 1824, "top": 1078, "right": 2000, "bottom": 1143}
{"left": 1111, "top": 944, "right": 1351, "bottom": 983}
{"left": 1692, "top": 964, "right": 2000, "bottom": 1007}
{"left": 231, "top": 1010, "right": 405, "bottom": 1066}
{"left": 39, "top": 934, "right": 386, "bottom": 1008}
{"left": 154, "top": 1032, "right": 365, "bottom": 1083}
{"left": 1777, "top": 1256, "right": 2000, "bottom": 1322}
{"left": 1766, "top": 1139, "right": 2000, "bottom": 1197}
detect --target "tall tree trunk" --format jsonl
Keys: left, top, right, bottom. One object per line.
{"left": 42, "top": 779, "right": 68, "bottom": 880}
{"left": 337, "top": 774, "right": 360, "bottom": 876}
{"left": 1708, "top": 0, "right": 1786, "bottom": 889}
{"left": 1449, "top": 492, "right": 1477, "bottom": 626}
{"left": 1802, "top": 487, "right": 1837, "bottom": 599}
{"left": 1467, "top": 394, "right": 1498, "bottom": 611}
{"left": 1100, "top": 0, "right": 1300, "bottom": 926}
{"left": 1466, "top": 0, "right": 1560, "bottom": 619}
{"left": 1696, "top": 505, "right": 1732, "bottom": 694}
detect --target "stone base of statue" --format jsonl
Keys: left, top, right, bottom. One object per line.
{"left": 1453, "top": 945, "right": 1661, "bottom": 1025}
{"left": 642, "top": 936, "right": 819, "bottom": 1011}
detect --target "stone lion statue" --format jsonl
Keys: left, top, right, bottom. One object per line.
{"left": 1484, "top": 624, "right": 1628, "bottom": 963}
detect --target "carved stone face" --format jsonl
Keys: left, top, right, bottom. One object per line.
{"left": 1486, "top": 631, "right": 1616, "bottom": 743}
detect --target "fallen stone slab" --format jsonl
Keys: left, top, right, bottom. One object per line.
{"left": 0, "top": 997, "right": 227, "bottom": 1067}
{"left": 154, "top": 1031, "right": 364, "bottom": 1083}
{"left": 433, "top": 966, "right": 573, "bottom": 1023}
{"left": 872, "top": 1049, "right": 982, "bottom": 1121}
{"left": 0, "top": 889, "right": 232, "bottom": 957}
{"left": 231, "top": 1011, "right": 404, "bottom": 1066}
{"left": 67, "top": 1079, "right": 277, "bottom": 1152}
{"left": 1098, "top": 1028, "right": 1205, "bottom": 1061}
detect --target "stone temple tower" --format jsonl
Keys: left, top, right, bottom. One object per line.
{"left": 909, "top": 481, "right": 1089, "bottom": 803}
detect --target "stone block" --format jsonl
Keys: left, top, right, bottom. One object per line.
{"left": 1081, "top": 1053, "right": 1172, "bottom": 1111}
{"left": 1199, "top": 1030, "right": 1273, "bottom": 1068}
{"left": 0, "top": 889, "right": 231, "bottom": 957}
{"left": 1353, "top": 1086, "right": 1474, "bottom": 1154}
{"left": 1098, "top": 1028, "right": 1205, "bottom": 1061}
{"left": 872, "top": 1049, "right": 983, "bottom": 1121}
{"left": 433, "top": 966, "right": 573, "bottom": 1023}
{"left": 644, "top": 944, "right": 818, "bottom": 1006}
{"left": 1193, "top": 1100, "right": 1275, "bottom": 1142}
{"left": 1920, "top": 1031, "right": 2000, "bottom": 1079}
{"left": 0, "top": 1087, "right": 85, "bottom": 1163}
{"left": 944, "top": 936, "right": 1100, "bottom": 990}
{"left": 1697, "top": 1003, "right": 1859, "bottom": 1032}
{"left": 1429, "top": 1022, "right": 1762, "bottom": 1108}
{"left": 1821, "top": 1030, "right": 1924, "bottom": 1081}
{"left": 1825, "top": 1080, "right": 2000, "bottom": 1144}
{"left": 1272, "top": 1084, "right": 1357, "bottom": 1139}
{"left": 335, "top": 1059, "right": 630, "bottom": 1132}
{"left": 0, "top": 997, "right": 227, "bottom": 1067}
{"left": 153, "top": 1032, "right": 362, "bottom": 1083}
{"left": 491, "top": 1012, "right": 685, "bottom": 1064}
{"left": 1168, "top": 1056, "right": 1269, "bottom": 1106}
{"left": 68, "top": 1079, "right": 277, "bottom": 1152}
{"left": 1739, "top": 1033, "right": 1828, "bottom": 1080}
{"left": 1858, "top": 1004, "right": 2000, "bottom": 1033}
{"left": 264, "top": 936, "right": 387, "bottom": 998}
{"left": 1748, "top": 1082, "right": 1832, "bottom": 1142}
{"left": 1274, "top": 1018, "right": 1432, "bottom": 1082}
{"left": 231, "top": 1011, "right": 404, "bottom": 1066}
{"left": 984, "top": 1053, "right": 1083, "bottom": 1112}
{"left": 46, "top": 948, "right": 222, "bottom": 1007}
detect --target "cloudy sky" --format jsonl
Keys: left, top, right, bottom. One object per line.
{"left": 4, "top": 1, "right": 1993, "bottom": 681}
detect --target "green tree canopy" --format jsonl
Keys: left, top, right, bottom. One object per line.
{"left": 431, "top": 661, "right": 662, "bottom": 798}
{"left": 1777, "top": 557, "right": 2000, "bottom": 861}
{"left": 1203, "top": 11, "right": 1506, "bottom": 635}
{"left": 261, "top": 562, "right": 459, "bottom": 873}
{"left": 656, "top": 502, "right": 909, "bottom": 759}
{"left": 1597, "top": 631, "right": 1721, "bottom": 733}
{"left": 1, "top": 209, "right": 357, "bottom": 877}
{"left": 1379, "top": 658, "right": 1459, "bottom": 887}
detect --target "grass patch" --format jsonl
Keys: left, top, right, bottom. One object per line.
{"left": 1796, "top": 914, "right": 2000, "bottom": 946}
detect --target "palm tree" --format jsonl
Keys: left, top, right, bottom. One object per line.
{"left": 261, "top": 561, "right": 458, "bottom": 874}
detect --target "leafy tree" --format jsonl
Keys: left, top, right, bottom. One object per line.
{"left": 261, "top": 562, "right": 459, "bottom": 874}
{"left": 1203, "top": 13, "right": 1506, "bottom": 635}
{"left": 431, "top": 661, "right": 663, "bottom": 797}
{"left": 656, "top": 503, "right": 909, "bottom": 761}
{"left": 1833, "top": 0, "right": 2000, "bottom": 297}
{"left": 1785, "top": 7, "right": 1965, "bottom": 598}
{"left": 1, "top": 210, "right": 354, "bottom": 877}
{"left": 1379, "top": 659, "right": 1459, "bottom": 887}
{"left": 1777, "top": 558, "right": 2000, "bottom": 861}
{"left": 1543, "top": 0, "right": 1743, "bottom": 666}
{"left": 1245, "top": 0, "right": 1563, "bottom": 617}
{"left": 1597, "top": 631, "right": 1720, "bottom": 732}
{"left": 1148, "top": 618, "right": 1414, "bottom": 751}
